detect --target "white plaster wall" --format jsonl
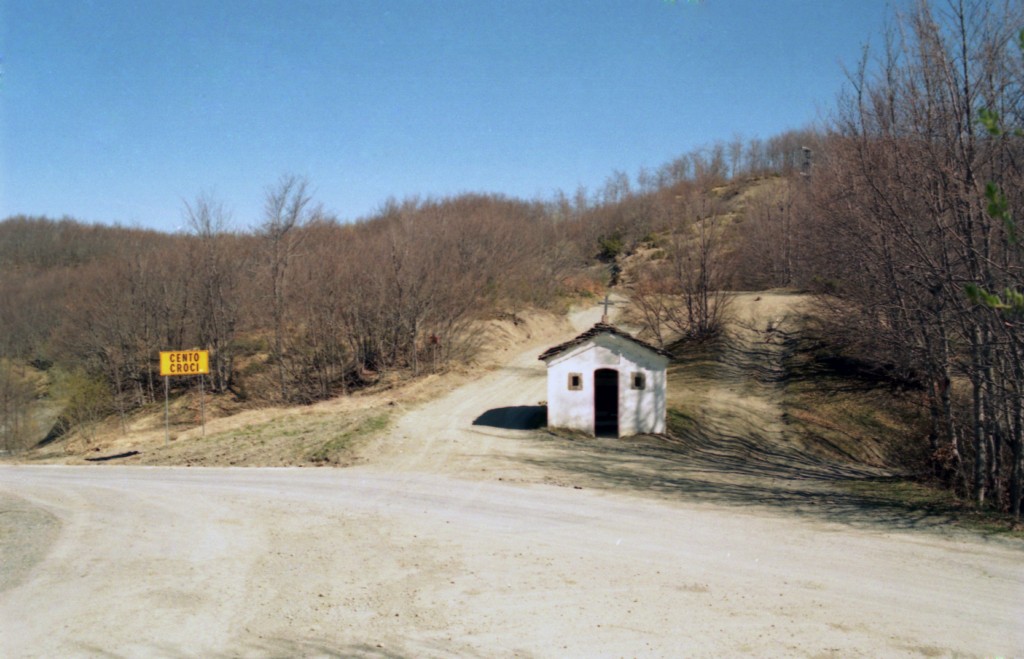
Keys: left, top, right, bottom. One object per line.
{"left": 544, "top": 334, "right": 667, "bottom": 436}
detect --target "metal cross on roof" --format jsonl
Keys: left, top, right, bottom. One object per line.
{"left": 599, "top": 294, "right": 616, "bottom": 323}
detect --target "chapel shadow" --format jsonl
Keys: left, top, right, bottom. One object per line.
{"left": 473, "top": 406, "right": 547, "bottom": 430}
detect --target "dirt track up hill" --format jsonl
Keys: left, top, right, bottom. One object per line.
{"left": 358, "top": 292, "right": 938, "bottom": 531}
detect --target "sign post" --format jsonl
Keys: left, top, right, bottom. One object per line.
{"left": 159, "top": 349, "right": 211, "bottom": 443}
{"left": 164, "top": 376, "right": 169, "bottom": 447}
{"left": 199, "top": 376, "right": 205, "bottom": 437}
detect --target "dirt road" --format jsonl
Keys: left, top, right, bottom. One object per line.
{"left": 2, "top": 465, "right": 1021, "bottom": 657}
{"left": 2, "top": 294, "right": 1023, "bottom": 657}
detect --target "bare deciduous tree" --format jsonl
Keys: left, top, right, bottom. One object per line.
{"left": 806, "top": 0, "right": 1024, "bottom": 515}
{"left": 185, "top": 193, "right": 244, "bottom": 394}
{"left": 260, "top": 175, "right": 314, "bottom": 402}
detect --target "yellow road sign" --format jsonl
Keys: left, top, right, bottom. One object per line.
{"left": 160, "top": 350, "right": 210, "bottom": 377}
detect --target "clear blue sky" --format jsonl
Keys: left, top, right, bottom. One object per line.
{"left": 1, "top": 1, "right": 901, "bottom": 233}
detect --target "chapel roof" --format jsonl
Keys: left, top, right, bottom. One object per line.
{"left": 537, "top": 322, "right": 673, "bottom": 362}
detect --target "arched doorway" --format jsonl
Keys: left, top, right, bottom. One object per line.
{"left": 594, "top": 368, "right": 619, "bottom": 437}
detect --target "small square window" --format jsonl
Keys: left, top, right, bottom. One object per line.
{"left": 568, "top": 373, "right": 583, "bottom": 390}
{"left": 631, "top": 372, "right": 646, "bottom": 390}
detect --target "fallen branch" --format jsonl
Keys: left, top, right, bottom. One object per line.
{"left": 85, "top": 451, "right": 140, "bottom": 462}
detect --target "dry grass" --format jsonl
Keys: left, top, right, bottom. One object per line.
{"left": 13, "top": 306, "right": 569, "bottom": 467}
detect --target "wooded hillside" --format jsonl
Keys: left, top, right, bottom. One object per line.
{"left": 2, "top": 1, "right": 1022, "bottom": 518}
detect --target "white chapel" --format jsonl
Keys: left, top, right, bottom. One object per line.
{"left": 538, "top": 323, "right": 670, "bottom": 437}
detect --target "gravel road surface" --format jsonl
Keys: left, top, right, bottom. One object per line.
{"left": 2, "top": 465, "right": 1021, "bottom": 657}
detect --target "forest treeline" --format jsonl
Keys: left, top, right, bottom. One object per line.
{"left": 611, "top": 0, "right": 1024, "bottom": 518}
{"left": 1, "top": 1, "right": 1022, "bottom": 517}
{"left": 816, "top": 0, "right": 1024, "bottom": 518}
{"left": 0, "top": 189, "right": 585, "bottom": 431}
{"left": 0, "top": 126, "right": 810, "bottom": 446}
{"left": 725, "top": 0, "right": 1024, "bottom": 517}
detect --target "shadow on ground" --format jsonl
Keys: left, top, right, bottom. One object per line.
{"left": 513, "top": 432, "right": 966, "bottom": 533}
{"left": 473, "top": 406, "right": 546, "bottom": 430}
{"left": 509, "top": 322, "right": 990, "bottom": 537}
